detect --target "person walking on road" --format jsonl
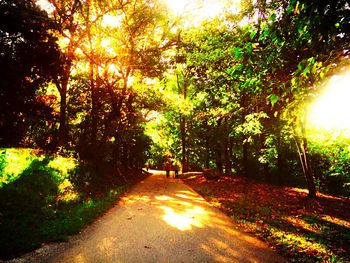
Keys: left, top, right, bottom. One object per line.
{"left": 165, "top": 161, "right": 171, "bottom": 178}
{"left": 174, "top": 163, "right": 179, "bottom": 178}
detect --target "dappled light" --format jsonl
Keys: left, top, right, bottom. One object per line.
{"left": 322, "top": 215, "right": 350, "bottom": 229}
{"left": 156, "top": 191, "right": 210, "bottom": 231}
{"left": 2, "top": 0, "right": 350, "bottom": 261}
{"left": 155, "top": 195, "right": 173, "bottom": 201}
{"left": 79, "top": 172, "right": 283, "bottom": 263}
{"left": 121, "top": 194, "right": 151, "bottom": 204}
{"left": 186, "top": 174, "right": 350, "bottom": 261}
{"left": 159, "top": 205, "right": 207, "bottom": 231}
{"left": 283, "top": 216, "right": 321, "bottom": 234}
{"left": 269, "top": 228, "right": 329, "bottom": 255}
{"left": 57, "top": 179, "right": 79, "bottom": 202}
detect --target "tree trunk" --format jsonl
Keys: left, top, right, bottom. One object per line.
{"left": 292, "top": 116, "right": 317, "bottom": 198}
{"left": 276, "top": 126, "right": 285, "bottom": 185}
{"left": 216, "top": 150, "right": 223, "bottom": 173}
{"left": 55, "top": 61, "right": 72, "bottom": 147}
{"left": 300, "top": 116, "right": 316, "bottom": 197}
{"left": 180, "top": 116, "right": 188, "bottom": 172}
{"left": 205, "top": 137, "right": 210, "bottom": 169}
{"left": 177, "top": 71, "right": 188, "bottom": 173}
{"left": 58, "top": 84, "right": 67, "bottom": 146}
{"left": 241, "top": 92, "right": 249, "bottom": 177}
{"left": 223, "top": 120, "right": 232, "bottom": 174}
{"left": 90, "top": 62, "right": 97, "bottom": 146}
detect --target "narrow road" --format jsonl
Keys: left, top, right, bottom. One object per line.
{"left": 40, "top": 171, "right": 285, "bottom": 262}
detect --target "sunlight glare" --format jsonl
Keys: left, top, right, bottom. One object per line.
{"left": 164, "top": 0, "right": 231, "bottom": 26}
{"left": 107, "top": 64, "right": 120, "bottom": 75}
{"left": 166, "top": 0, "right": 188, "bottom": 14}
{"left": 309, "top": 72, "right": 350, "bottom": 131}
{"left": 36, "top": 0, "right": 55, "bottom": 13}
{"left": 159, "top": 205, "right": 207, "bottom": 231}
{"left": 102, "top": 14, "right": 124, "bottom": 28}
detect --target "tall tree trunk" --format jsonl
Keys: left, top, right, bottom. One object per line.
{"left": 58, "top": 83, "right": 67, "bottom": 146}
{"left": 205, "top": 137, "right": 210, "bottom": 169}
{"left": 224, "top": 139, "right": 231, "bottom": 174}
{"left": 216, "top": 149, "right": 223, "bottom": 173}
{"left": 223, "top": 120, "right": 232, "bottom": 174}
{"left": 177, "top": 71, "right": 188, "bottom": 172}
{"left": 241, "top": 92, "right": 249, "bottom": 177}
{"left": 180, "top": 116, "right": 188, "bottom": 172}
{"left": 55, "top": 61, "right": 71, "bottom": 147}
{"left": 276, "top": 124, "right": 285, "bottom": 185}
{"left": 292, "top": 116, "right": 317, "bottom": 198}
{"left": 300, "top": 116, "right": 316, "bottom": 198}
{"left": 90, "top": 62, "right": 97, "bottom": 146}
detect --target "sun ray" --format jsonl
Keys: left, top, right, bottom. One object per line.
{"left": 309, "top": 72, "right": 350, "bottom": 132}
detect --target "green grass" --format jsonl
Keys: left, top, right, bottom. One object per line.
{"left": 0, "top": 148, "right": 36, "bottom": 187}
{"left": 0, "top": 186, "right": 127, "bottom": 259}
{"left": 0, "top": 148, "right": 78, "bottom": 188}
{"left": 0, "top": 148, "right": 130, "bottom": 260}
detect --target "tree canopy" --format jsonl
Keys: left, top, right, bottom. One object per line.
{"left": 1, "top": 0, "right": 350, "bottom": 197}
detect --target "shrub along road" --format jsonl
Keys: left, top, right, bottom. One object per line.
{"left": 10, "top": 171, "right": 285, "bottom": 262}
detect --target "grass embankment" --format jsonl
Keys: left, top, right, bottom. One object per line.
{"left": 184, "top": 174, "right": 350, "bottom": 262}
{"left": 0, "top": 148, "right": 144, "bottom": 260}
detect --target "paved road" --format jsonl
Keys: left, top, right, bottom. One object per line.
{"left": 32, "top": 171, "right": 286, "bottom": 262}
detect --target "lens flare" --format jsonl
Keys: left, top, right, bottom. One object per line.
{"left": 309, "top": 72, "right": 350, "bottom": 132}
{"left": 164, "top": 0, "right": 228, "bottom": 26}
{"left": 36, "top": 0, "right": 55, "bottom": 13}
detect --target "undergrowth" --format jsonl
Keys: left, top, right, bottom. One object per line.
{"left": 0, "top": 148, "right": 131, "bottom": 260}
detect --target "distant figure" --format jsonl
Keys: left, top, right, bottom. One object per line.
{"left": 174, "top": 163, "right": 179, "bottom": 178}
{"left": 165, "top": 161, "right": 171, "bottom": 178}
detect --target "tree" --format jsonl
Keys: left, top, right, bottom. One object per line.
{"left": 0, "top": 0, "right": 62, "bottom": 147}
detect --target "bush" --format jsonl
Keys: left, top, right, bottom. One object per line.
{"left": 322, "top": 173, "right": 349, "bottom": 196}
{"left": 203, "top": 168, "right": 221, "bottom": 180}
{"left": 0, "top": 158, "right": 58, "bottom": 215}
{"left": 0, "top": 148, "right": 131, "bottom": 259}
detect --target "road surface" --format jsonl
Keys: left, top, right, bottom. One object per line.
{"left": 13, "top": 171, "right": 286, "bottom": 263}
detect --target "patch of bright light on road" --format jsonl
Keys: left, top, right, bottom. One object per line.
{"left": 159, "top": 205, "right": 207, "bottom": 231}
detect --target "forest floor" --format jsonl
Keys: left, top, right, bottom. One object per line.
{"left": 183, "top": 173, "right": 350, "bottom": 263}
{"left": 9, "top": 171, "right": 284, "bottom": 263}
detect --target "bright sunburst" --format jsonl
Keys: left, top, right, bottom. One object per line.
{"left": 165, "top": 0, "right": 230, "bottom": 26}
{"left": 309, "top": 72, "right": 350, "bottom": 131}
{"left": 36, "top": 0, "right": 55, "bottom": 13}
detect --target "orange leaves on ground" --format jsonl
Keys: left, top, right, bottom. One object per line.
{"left": 184, "top": 174, "right": 350, "bottom": 262}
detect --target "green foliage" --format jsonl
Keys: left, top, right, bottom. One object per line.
{"left": 162, "top": 0, "right": 350, "bottom": 196}
{"left": 0, "top": 148, "right": 34, "bottom": 187}
{"left": 1, "top": 0, "right": 350, "bottom": 260}
{"left": 0, "top": 0, "right": 62, "bottom": 147}
{"left": 236, "top": 112, "right": 269, "bottom": 140}
{"left": 309, "top": 134, "right": 350, "bottom": 196}
{"left": 0, "top": 148, "right": 131, "bottom": 259}
{"left": 0, "top": 148, "right": 78, "bottom": 188}
{"left": 258, "top": 135, "right": 278, "bottom": 170}
{"left": 0, "top": 158, "right": 58, "bottom": 215}
{"left": 0, "top": 184, "right": 127, "bottom": 259}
